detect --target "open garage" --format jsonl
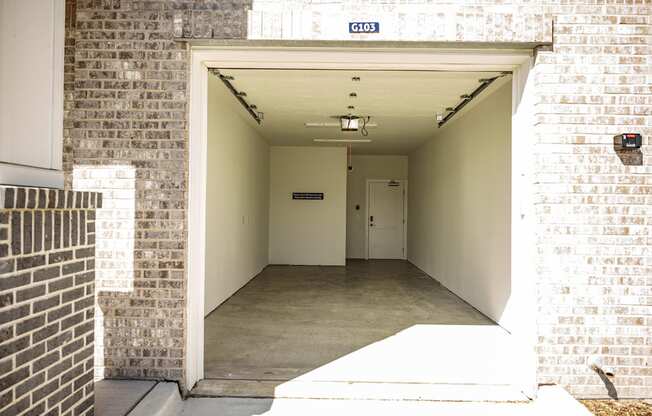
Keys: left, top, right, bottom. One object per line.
{"left": 185, "top": 48, "right": 536, "bottom": 401}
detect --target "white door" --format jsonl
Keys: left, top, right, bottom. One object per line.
{"left": 368, "top": 180, "right": 405, "bottom": 259}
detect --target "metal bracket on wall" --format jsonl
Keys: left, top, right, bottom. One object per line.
{"left": 209, "top": 68, "right": 264, "bottom": 125}
{"left": 438, "top": 72, "right": 509, "bottom": 128}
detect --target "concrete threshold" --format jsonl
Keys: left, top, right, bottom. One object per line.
{"left": 191, "top": 379, "right": 528, "bottom": 403}
{"left": 136, "top": 384, "right": 591, "bottom": 416}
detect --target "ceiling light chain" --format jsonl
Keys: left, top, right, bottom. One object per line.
{"left": 360, "top": 116, "right": 370, "bottom": 136}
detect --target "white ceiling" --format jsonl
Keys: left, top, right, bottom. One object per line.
{"left": 214, "top": 69, "right": 508, "bottom": 154}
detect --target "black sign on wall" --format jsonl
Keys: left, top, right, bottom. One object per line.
{"left": 292, "top": 192, "right": 324, "bottom": 200}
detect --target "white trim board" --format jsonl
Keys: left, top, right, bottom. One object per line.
{"left": 186, "top": 46, "right": 536, "bottom": 397}
{"left": 194, "top": 47, "right": 531, "bottom": 72}
{"left": 0, "top": 162, "right": 64, "bottom": 188}
{"left": 50, "top": 0, "right": 65, "bottom": 171}
{"left": 0, "top": 0, "right": 65, "bottom": 187}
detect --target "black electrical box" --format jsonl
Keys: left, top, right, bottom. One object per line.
{"left": 614, "top": 133, "right": 642, "bottom": 150}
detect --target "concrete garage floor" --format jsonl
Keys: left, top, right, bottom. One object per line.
{"left": 205, "top": 260, "right": 491, "bottom": 380}
{"left": 200, "top": 260, "right": 525, "bottom": 400}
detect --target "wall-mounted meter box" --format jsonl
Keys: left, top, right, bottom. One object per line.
{"left": 614, "top": 133, "right": 642, "bottom": 150}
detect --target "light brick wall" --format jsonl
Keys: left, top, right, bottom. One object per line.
{"left": 0, "top": 186, "right": 101, "bottom": 416}
{"left": 247, "top": 1, "right": 552, "bottom": 42}
{"left": 62, "top": 0, "right": 651, "bottom": 399}
{"left": 533, "top": 4, "right": 652, "bottom": 399}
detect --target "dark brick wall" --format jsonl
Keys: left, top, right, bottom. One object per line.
{"left": 0, "top": 186, "right": 101, "bottom": 416}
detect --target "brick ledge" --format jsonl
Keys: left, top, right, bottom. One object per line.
{"left": 1, "top": 186, "right": 102, "bottom": 210}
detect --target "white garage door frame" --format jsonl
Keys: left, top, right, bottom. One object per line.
{"left": 186, "top": 45, "right": 538, "bottom": 395}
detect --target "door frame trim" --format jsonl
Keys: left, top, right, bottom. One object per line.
{"left": 187, "top": 45, "right": 537, "bottom": 396}
{"left": 365, "top": 179, "right": 408, "bottom": 260}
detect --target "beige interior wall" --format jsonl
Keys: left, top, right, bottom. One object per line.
{"left": 407, "top": 81, "right": 511, "bottom": 324}
{"left": 205, "top": 74, "right": 270, "bottom": 316}
{"left": 346, "top": 155, "right": 408, "bottom": 259}
{"left": 269, "top": 146, "right": 347, "bottom": 266}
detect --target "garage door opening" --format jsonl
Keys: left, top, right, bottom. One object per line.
{"left": 186, "top": 47, "right": 537, "bottom": 401}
